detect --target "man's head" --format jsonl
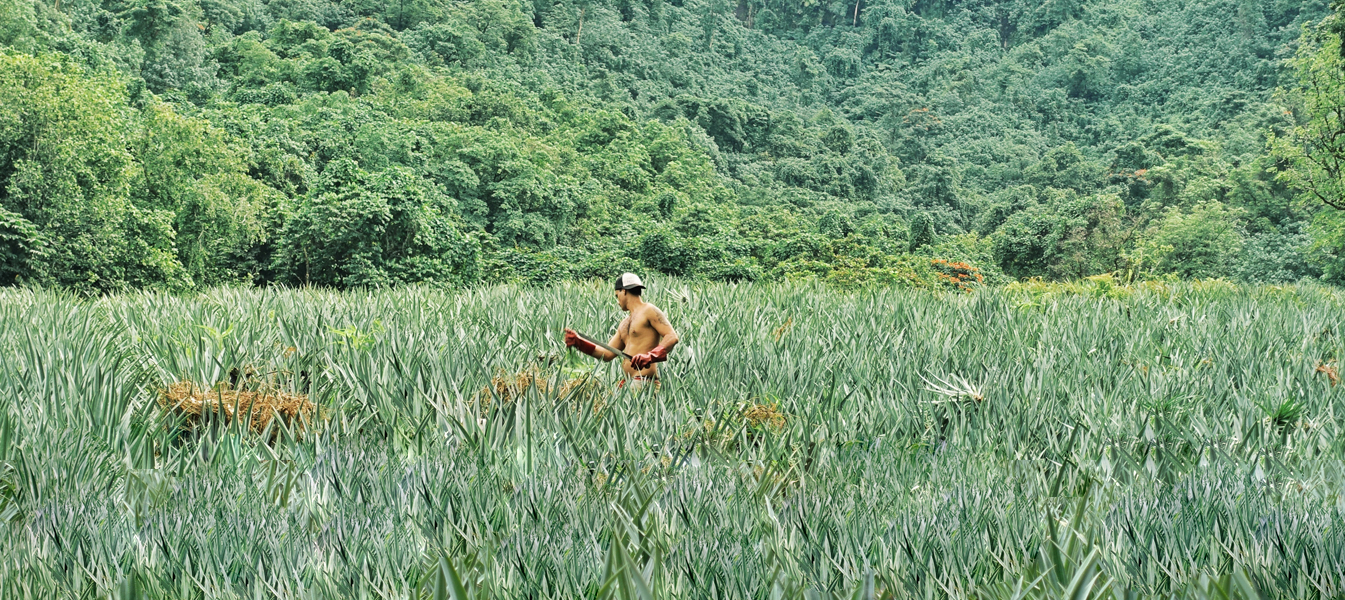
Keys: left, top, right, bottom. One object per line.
{"left": 613, "top": 272, "right": 645, "bottom": 311}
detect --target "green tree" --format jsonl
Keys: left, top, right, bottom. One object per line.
{"left": 1025, "top": 143, "right": 1103, "bottom": 194}
{"left": 637, "top": 226, "right": 699, "bottom": 276}
{"left": 907, "top": 211, "right": 934, "bottom": 252}
{"left": 0, "top": 53, "right": 186, "bottom": 292}
{"left": 134, "top": 101, "right": 281, "bottom": 284}
{"left": 1270, "top": 10, "right": 1345, "bottom": 211}
{"left": 993, "top": 192, "right": 1127, "bottom": 280}
{"left": 121, "top": 0, "right": 220, "bottom": 98}
{"left": 277, "top": 160, "right": 479, "bottom": 286}
{"left": 1139, "top": 201, "right": 1244, "bottom": 280}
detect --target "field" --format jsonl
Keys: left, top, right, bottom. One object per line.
{"left": 0, "top": 281, "right": 1341, "bottom": 599}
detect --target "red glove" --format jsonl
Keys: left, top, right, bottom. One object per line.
{"left": 631, "top": 346, "right": 668, "bottom": 369}
{"left": 564, "top": 328, "right": 599, "bottom": 357}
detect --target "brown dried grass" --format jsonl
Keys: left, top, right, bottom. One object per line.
{"left": 742, "top": 403, "right": 786, "bottom": 430}
{"left": 1317, "top": 361, "right": 1339, "bottom": 386}
{"left": 159, "top": 380, "right": 317, "bottom": 435}
{"left": 556, "top": 375, "right": 606, "bottom": 404}
{"left": 475, "top": 368, "right": 547, "bottom": 410}
{"left": 474, "top": 368, "right": 609, "bottom": 414}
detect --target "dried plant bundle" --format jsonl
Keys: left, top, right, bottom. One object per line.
{"left": 158, "top": 380, "right": 316, "bottom": 434}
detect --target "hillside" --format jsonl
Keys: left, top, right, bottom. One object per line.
{"left": 0, "top": 0, "right": 1335, "bottom": 291}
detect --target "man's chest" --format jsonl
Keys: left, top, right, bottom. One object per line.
{"left": 621, "top": 312, "right": 656, "bottom": 337}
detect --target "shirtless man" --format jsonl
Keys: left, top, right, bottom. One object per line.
{"left": 563, "top": 273, "right": 679, "bottom": 388}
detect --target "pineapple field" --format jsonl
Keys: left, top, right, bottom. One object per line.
{"left": 0, "top": 280, "right": 1340, "bottom": 599}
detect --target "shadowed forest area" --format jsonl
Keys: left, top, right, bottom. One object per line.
{"left": 0, "top": 0, "right": 1343, "bottom": 292}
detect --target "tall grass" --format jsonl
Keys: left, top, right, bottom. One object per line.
{"left": 0, "top": 280, "right": 1340, "bottom": 598}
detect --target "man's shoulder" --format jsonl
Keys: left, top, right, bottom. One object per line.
{"left": 639, "top": 303, "right": 670, "bottom": 325}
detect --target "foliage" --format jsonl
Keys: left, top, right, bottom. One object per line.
{"left": 993, "top": 190, "right": 1128, "bottom": 281}
{"left": 1138, "top": 201, "right": 1245, "bottom": 280}
{"left": 275, "top": 160, "right": 479, "bottom": 286}
{"left": 0, "top": 53, "right": 188, "bottom": 292}
{"left": 4, "top": 0, "right": 1339, "bottom": 290}
{"left": 1270, "top": 10, "right": 1345, "bottom": 212}
{"left": 907, "top": 211, "right": 934, "bottom": 252}
{"left": 0, "top": 281, "right": 1340, "bottom": 597}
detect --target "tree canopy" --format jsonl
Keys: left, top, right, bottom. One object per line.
{"left": 0, "top": 0, "right": 1339, "bottom": 292}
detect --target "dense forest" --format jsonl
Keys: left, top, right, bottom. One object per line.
{"left": 0, "top": 0, "right": 1341, "bottom": 292}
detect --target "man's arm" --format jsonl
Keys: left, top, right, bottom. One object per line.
{"left": 597, "top": 319, "right": 629, "bottom": 363}
{"left": 631, "top": 308, "right": 678, "bottom": 368}
{"left": 564, "top": 319, "right": 625, "bottom": 362}
{"left": 650, "top": 308, "right": 678, "bottom": 350}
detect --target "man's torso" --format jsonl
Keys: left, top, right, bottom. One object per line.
{"left": 619, "top": 303, "right": 665, "bottom": 377}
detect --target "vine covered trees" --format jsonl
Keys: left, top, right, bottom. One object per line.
{"left": 0, "top": 0, "right": 1338, "bottom": 291}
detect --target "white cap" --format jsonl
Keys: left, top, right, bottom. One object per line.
{"left": 614, "top": 272, "right": 645, "bottom": 290}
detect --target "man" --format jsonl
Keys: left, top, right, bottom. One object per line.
{"left": 564, "top": 273, "right": 679, "bottom": 388}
